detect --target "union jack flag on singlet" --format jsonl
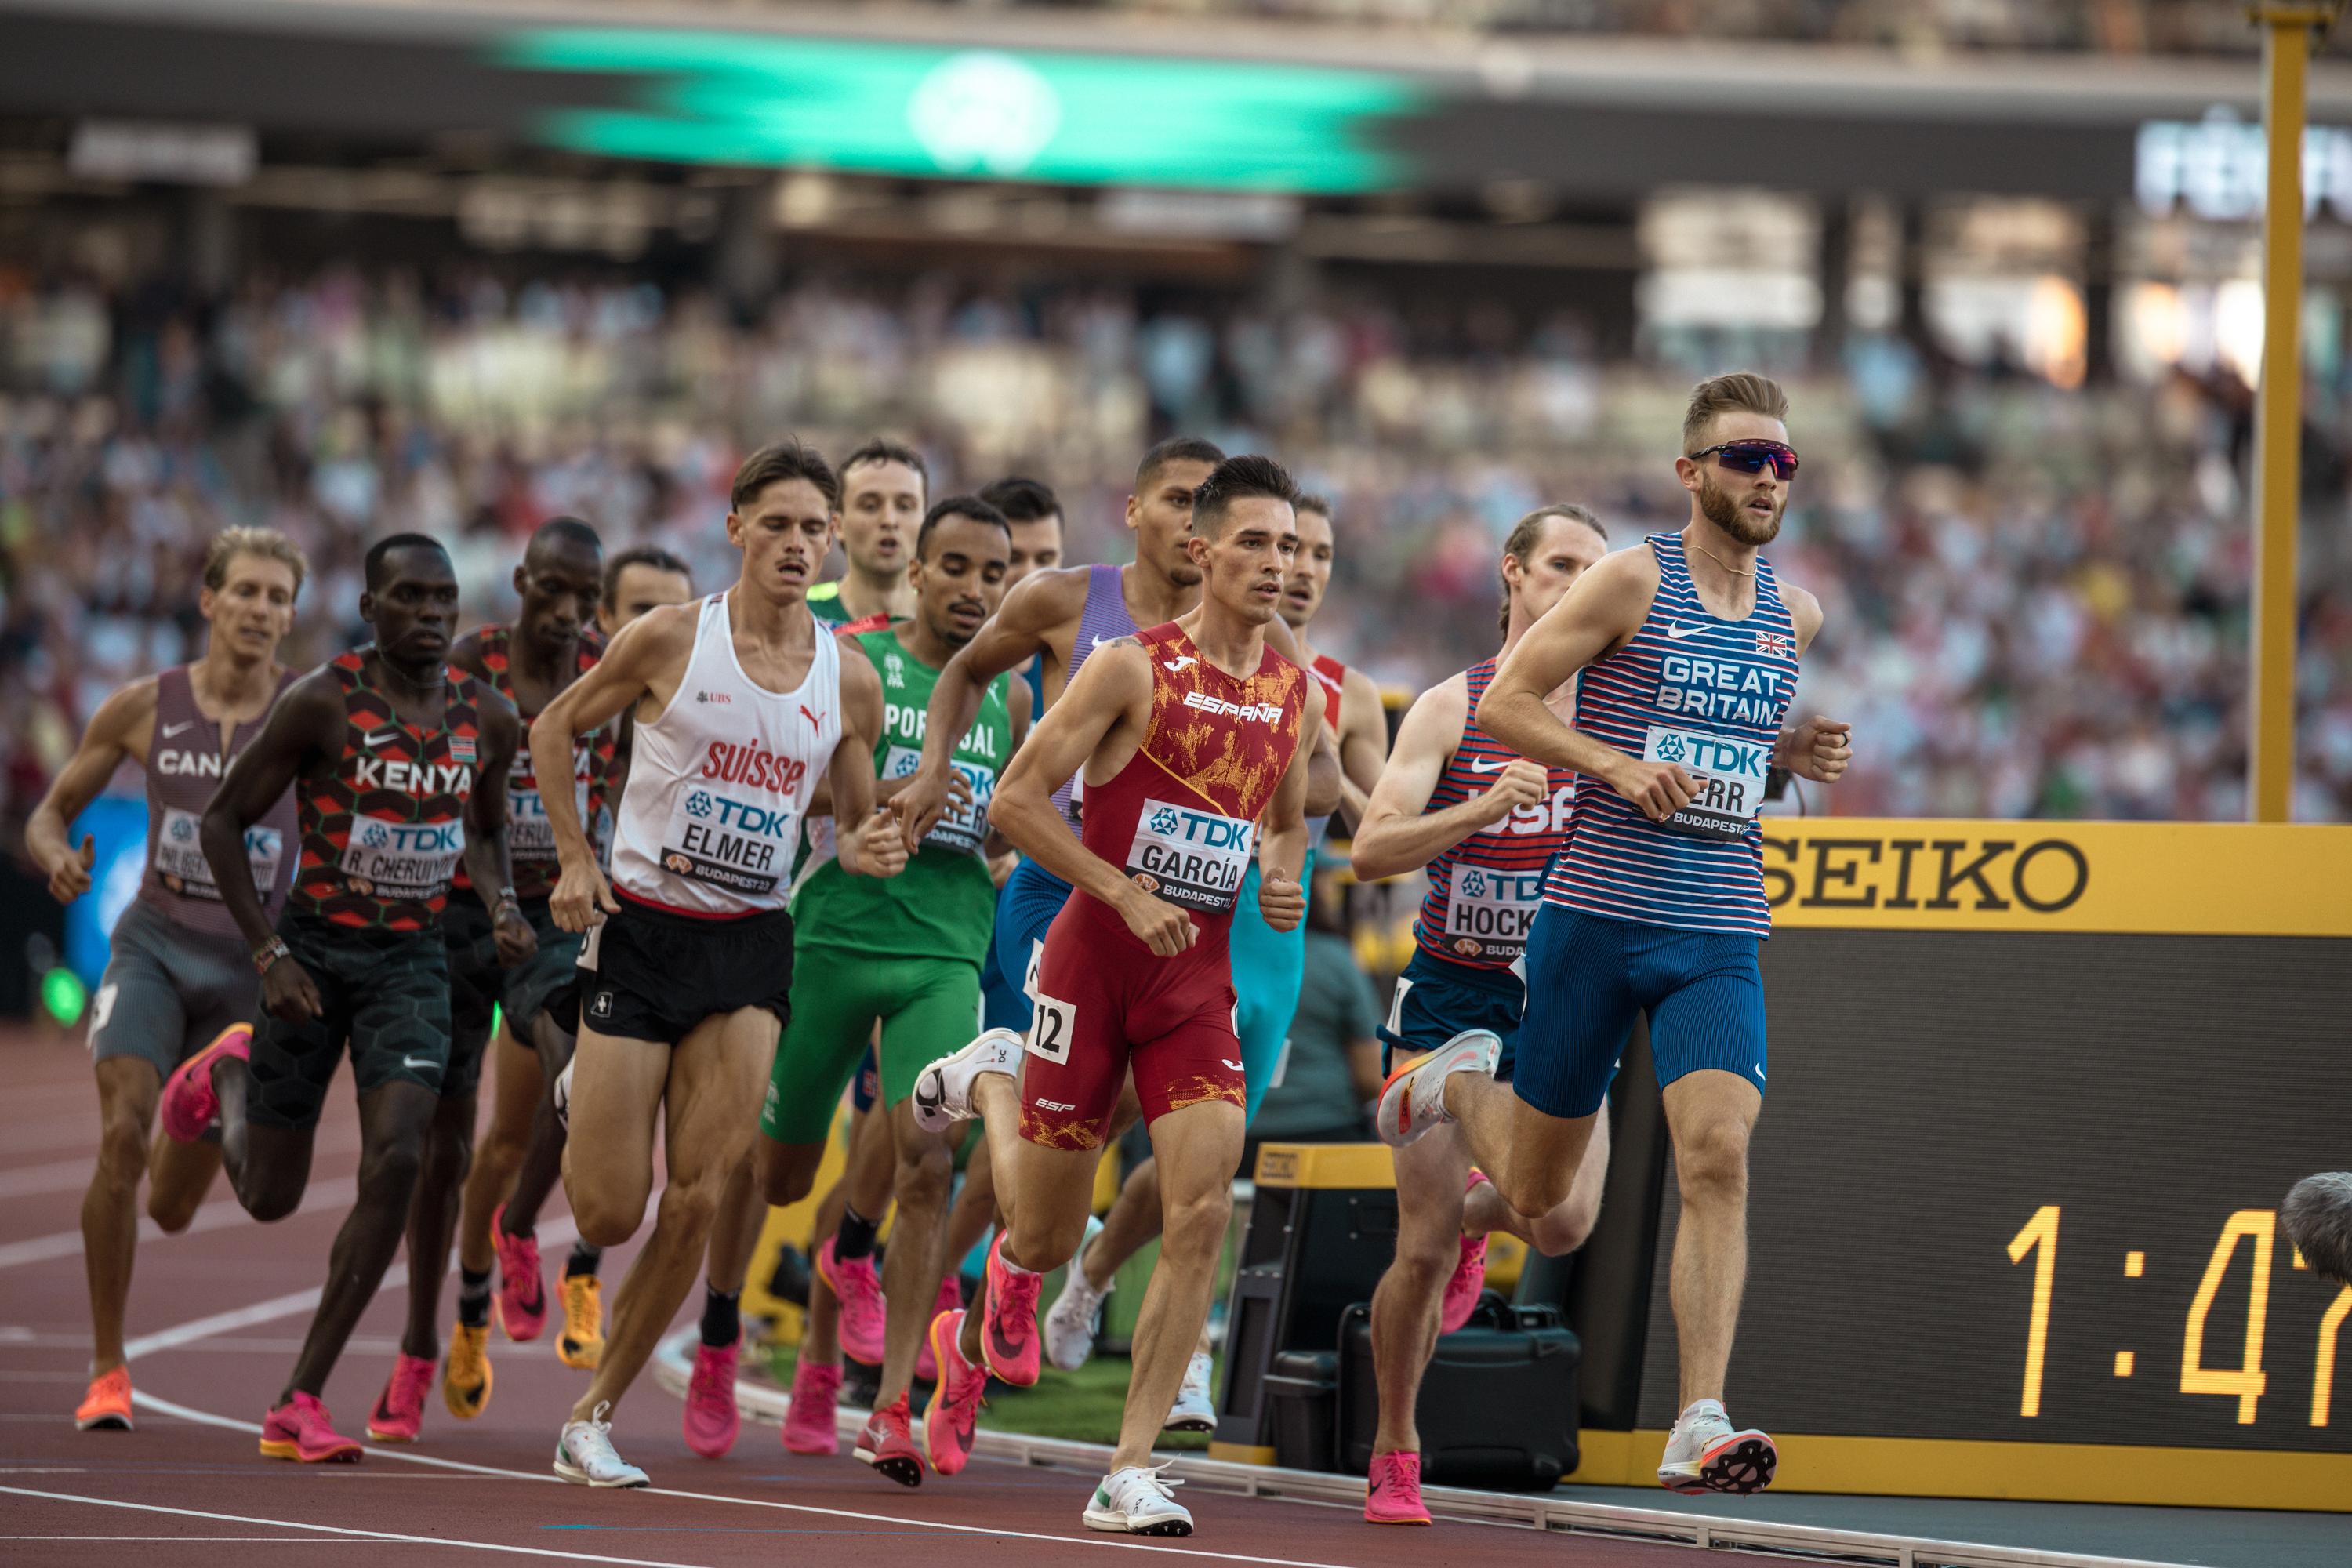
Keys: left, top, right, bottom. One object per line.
{"left": 1413, "top": 659, "right": 1575, "bottom": 970}
{"left": 1542, "top": 532, "right": 1798, "bottom": 938}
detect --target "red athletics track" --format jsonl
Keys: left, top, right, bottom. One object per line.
{"left": 0, "top": 1026, "right": 1703, "bottom": 1567}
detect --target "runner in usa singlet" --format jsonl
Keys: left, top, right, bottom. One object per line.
{"left": 1415, "top": 659, "right": 1575, "bottom": 969}
{"left": 291, "top": 649, "right": 485, "bottom": 933}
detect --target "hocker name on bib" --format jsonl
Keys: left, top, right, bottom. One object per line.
{"left": 1444, "top": 865, "right": 1546, "bottom": 961}
{"left": 1123, "top": 797, "right": 1253, "bottom": 915}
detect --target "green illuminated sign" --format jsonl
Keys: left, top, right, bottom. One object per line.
{"left": 41, "top": 966, "right": 87, "bottom": 1028}
{"left": 499, "top": 30, "right": 1422, "bottom": 193}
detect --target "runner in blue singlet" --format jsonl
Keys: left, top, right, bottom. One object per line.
{"left": 1375, "top": 374, "right": 1853, "bottom": 1503}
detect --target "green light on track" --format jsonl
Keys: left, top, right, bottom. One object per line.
{"left": 42, "top": 967, "right": 88, "bottom": 1028}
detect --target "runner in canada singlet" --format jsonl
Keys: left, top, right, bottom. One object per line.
{"left": 290, "top": 649, "right": 485, "bottom": 932}
{"left": 141, "top": 663, "right": 300, "bottom": 934}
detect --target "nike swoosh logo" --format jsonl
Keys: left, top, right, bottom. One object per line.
{"left": 1665, "top": 622, "right": 1707, "bottom": 641}
{"left": 160, "top": 720, "right": 198, "bottom": 739}
{"left": 400, "top": 1054, "right": 431, "bottom": 1070}
{"left": 363, "top": 728, "right": 401, "bottom": 747}
{"left": 1468, "top": 757, "right": 1507, "bottom": 773}
{"left": 1091, "top": 635, "right": 1113, "bottom": 650}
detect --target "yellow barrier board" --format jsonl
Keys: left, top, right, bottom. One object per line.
{"left": 1761, "top": 819, "right": 2352, "bottom": 936}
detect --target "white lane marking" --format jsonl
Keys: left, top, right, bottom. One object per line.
{"left": 134, "top": 1391, "right": 1364, "bottom": 1568}
{"left": 0, "top": 1537, "right": 372, "bottom": 1544}
{"left": 0, "top": 1129, "right": 365, "bottom": 1200}
{"left": 0, "top": 1488, "right": 717, "bottom": 1567}
{"left": 0, "top": 1178, "right": 361, "bottom": 1270}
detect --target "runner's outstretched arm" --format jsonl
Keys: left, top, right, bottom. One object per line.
{"left": 1351, "top": 677, "right": 1547, "bottom": 882}
{"left": 199, "top": 673, "right": 345, "bottom": 1022}
{"left": 1477, "top": 550, "right": 1700, "bottom": 825}
{"left": 989, "top": 640, "right": 1196, "bottom": 958}
{"left": 531, "top": 604, "right": 698, "bottom": 932}
{"left": 898, "top": 567, "right": 1086, "bottom": 846}
{"left": 27, "top": 679, "right": 155, "bottom": 902}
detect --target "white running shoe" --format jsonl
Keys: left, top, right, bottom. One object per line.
{"left": 912, "top": 1028, "right": 1022, "bottom": 1134}
{"left": 1043, "top": 1218, "right": 1110, "bottom": 1373}
{"left": 1163, "top": 1351, "right": 1216, "bottom": 1432}
{"left": 554, "top": 1402, "right": 648, "bottom": 1488}
{"left": 1656, "top": 1399, "right": 1777, "bottom": 1495}
{"left": 1083, "top": 1462, "right": 1192, "bottom": 1536}
{"left": 1374, "top": 1029, "right": 1501, "bottom": 1147}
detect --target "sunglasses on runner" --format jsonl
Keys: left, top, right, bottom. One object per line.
{"left": 1686, "top": 440, "right": 1799, "bottom": 481}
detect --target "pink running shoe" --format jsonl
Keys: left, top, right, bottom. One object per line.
{"left": 815, "top": 1238, "right": 887, "bottom": 1365}
{"left": 259, "top": 1392, "right": 361, "bottom": 1464}
{"left": 781, "top": 1359, "right": 843, "bottom": 1456}
{"left": 365, "top": 1353, "right": 434, "bottom": 1443}
{"left": 490, "top": 1205, "right": 546, "bottom": 1343}
{"left": 913, "top": 1275, "right": 962, "bottom": 1384}
{"left": 922, "top": 1309, "right": 986, "bottom": 1478}
{"left": 682, "top": 1338, "right": 741, "bottom": 1458}
{"left": 978, "top": 1233, "right": 1041, "bottom": 1387}
{"left": 159, "top": 1024, "right": 250, "bottom": 1144}
{"left": 1439, "top": 1170, "right": 1493, "bottom": 1334}
{"left": 1365, "top": 1450, "right": 1432, "bottom": 1524}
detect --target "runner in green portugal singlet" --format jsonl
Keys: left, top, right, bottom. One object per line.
{"left": 757, "top": 496, "right": 1030, "bottom": 1483}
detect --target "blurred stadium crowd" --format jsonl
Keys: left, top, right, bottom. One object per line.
{"left": 2, "top": 265, "right": 2348, "bottom": 832}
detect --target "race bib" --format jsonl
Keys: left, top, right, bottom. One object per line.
{"left": 340, "top": 813, "right": 465, "bottom": 901}
{"left": 1442, "top": 864, "right": 1548, "bottom": 963}
{"left": 659, "top": 786, "right": 794, "bottom": 898}
{"left": 883, "top": 744, "right": 994, "bottom": 856}
{"left": 1028, "top": 989, "right": 1076, "bottom": 1065}
{"left": 154, "top": 806, "right": 281, "bottom": 901}
{"left": 1123, "top": 797, "right": 1253, "bottom": 916}
{"left": 1641, "top": 724, "right": 1769, "bottom": 842}
{"left": 508, "top": 761, "right": 593, "bottom": 860}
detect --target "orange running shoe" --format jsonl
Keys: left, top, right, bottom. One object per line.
{"left": 75, "top": 1366, "right": 134, "bottom": 1432}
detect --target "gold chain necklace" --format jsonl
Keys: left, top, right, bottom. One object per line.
{"left": 1690, "top": 539, "right": 1756, "bottom": 578}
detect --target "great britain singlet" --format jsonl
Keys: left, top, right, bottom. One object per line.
{"left": 1047, "top": 563, "right": 1141, "bottom": 837}
{"left": 610, "top": 593, "right": 843, "bottom": 918}
{"left": 290, "top": 650, "right": 484, "bottom": 934}
{"left": 138, "top": 663, "right": 299, "bottom": 937}
{"left": 451, "top": 626, "right": 612, "bottom": 903}
{"left": 1542, "top": 532, "right": 1798, "bottom": 938}
{"left": 1414, "top": 659, "right": 1576, "bottom": 968}
{"left": 1073, "top": 621, "right": 1308, "bottom": 951}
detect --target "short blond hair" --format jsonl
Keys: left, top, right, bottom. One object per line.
{"left": 203, "top": 527, "right": 308, "bottom": 597}
{"left": 1681, "top": 372, "right": 1789, "bottom": 454}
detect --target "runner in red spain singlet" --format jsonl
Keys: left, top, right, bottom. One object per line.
{"left": 909, "top": 456, "right": 1320, "bottom": 1537}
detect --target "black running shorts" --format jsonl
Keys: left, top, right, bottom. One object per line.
{"left": 578, "top": 896, "right": 794, "bottom": 1046}
{"left": 248, "top": 914, "right": 451, "bottom": 1131}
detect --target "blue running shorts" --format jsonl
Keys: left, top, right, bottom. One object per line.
{"left": 1513, "top": 905, "right": 1767, "bottom": 1120}
{"left": 992, "top": 856, "right": 1075, "bottom": 1036}
{"left": 1377, "top": 946, "right": 1527, "bottom": 1083}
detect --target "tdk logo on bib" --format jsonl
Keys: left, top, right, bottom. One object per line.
{"left": 1124, "top": 797, "right": 1253, "bottom": 916}
{"left": 361, "top": 820, "right": 462, "bottom": 855}
{"left": 684, "top": 789, "right": 796, "bottom": 840}
{"left": 341, "top": 813, "right": 466, "bottom": 898}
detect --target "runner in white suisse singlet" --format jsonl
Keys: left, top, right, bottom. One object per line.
{"left": 609, "top": 593, "right": 843, "bottom": 918}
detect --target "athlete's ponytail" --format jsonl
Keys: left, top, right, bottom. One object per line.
{"left": 1498, "top": 505, "right": 1606, "bottom": 633}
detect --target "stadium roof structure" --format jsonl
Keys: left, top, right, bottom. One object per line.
{"left": 7, "top": 0, "right": 2352, "bottom": 201}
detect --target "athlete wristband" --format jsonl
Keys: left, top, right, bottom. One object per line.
{"left": 252, "top": 935, "right": 292, "bottom": 975}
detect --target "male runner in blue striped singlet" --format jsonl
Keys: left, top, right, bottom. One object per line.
{"left": 1380, "top": 374, "right": 1853, "bottom": 1498}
